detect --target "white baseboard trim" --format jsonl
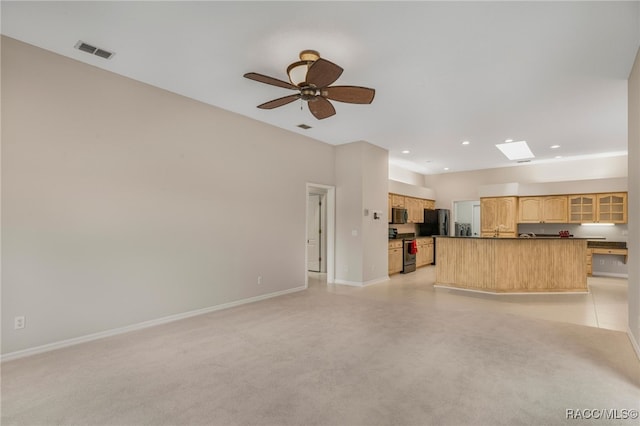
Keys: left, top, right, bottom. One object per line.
{"left": 334, "top": 276, "right": 390, "bottom": 287}
{"left": 627, "top": 326, "right": 640, "bottom": 361}
{"left": 591, "top": 272, "right": 629, "bottom": 278}
{"left": 1, "top": 285, "right": 306, "bottom": 363}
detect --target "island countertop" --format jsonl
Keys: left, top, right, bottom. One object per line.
{"left": 434, "top": 235, "right": 590, "bottom": 240}
{"left": 435, "top": 236, "right": 587, "bottom": 293}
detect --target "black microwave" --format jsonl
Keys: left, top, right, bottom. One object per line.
{"left": 390, "top": 208, "right": 408, "bottom": 224}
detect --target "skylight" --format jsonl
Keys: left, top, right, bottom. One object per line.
{"left": 495, "top": 140, "right": 535, "bottom": 160}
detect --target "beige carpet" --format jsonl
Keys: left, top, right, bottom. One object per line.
{"left": 2, "top": 271, "right": 639, "bottom": 426}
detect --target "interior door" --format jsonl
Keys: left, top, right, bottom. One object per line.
{"left": 307, "top": 194, "right": 321, "bottom": 272}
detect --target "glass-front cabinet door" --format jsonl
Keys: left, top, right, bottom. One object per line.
{"left": 596, "top": 193, "right": 627, "bottom": 223}
{"left": 568, "top": 194, "right": 595, "bottom": 223}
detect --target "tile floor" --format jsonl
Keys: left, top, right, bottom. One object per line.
{"left": 310, "top": 266, "right": 629, "bottom": 332}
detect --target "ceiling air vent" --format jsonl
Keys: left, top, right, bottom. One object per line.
{"left": 517, "top": 159, "right": 531, "bottom": 163}
{"left": 297, "top": 124, "right": 312, "bottom": 130}
{"left": 74, "top": 41, "right": 115, "bottom": 59}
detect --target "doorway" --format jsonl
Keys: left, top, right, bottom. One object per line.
{"left": 453, "top": 200, "right": 481, "bottom": 236}
{"left": 306, "top": 184, "right": 335, "bottom": 287}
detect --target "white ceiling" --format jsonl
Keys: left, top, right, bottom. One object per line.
{"left": 2, "top": 1, "right": 639, "bottom": 175}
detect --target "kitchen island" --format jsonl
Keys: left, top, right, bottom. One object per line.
{"left": 435, "top": 236, "right": 588, "bottom": 293}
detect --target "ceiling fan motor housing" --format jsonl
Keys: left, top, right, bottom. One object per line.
{"left": 300, "top": 86, "right": 318, "bottom": 101}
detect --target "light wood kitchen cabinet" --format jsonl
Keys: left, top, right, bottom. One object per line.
{"left": 388, "top": 240, "right": 403, "bottom": 274}
{"left": 568, "top": 192, "right": 627, "bottom": 224}
{"left": 596, "top": 193, "right": 627, "bottom": 223}
{"left": 586, "top": 249, "right": 593, "bottom": 276}
{"left": 518, "top": 196, "right": 568, "bottom": 223}
{"left": 405, "top": 197, "right": 424, "bottom": 223}
{"left": 388, "top": 193, "right": 435, "bottom": 223}
{"left": 568, "top": 194, "right": 596, "bottom": 223}
{"left": 480, "top": 197, "right": 518, "bottom": 237}
{"left": 391, "top": 194, "right": 405, "bottom": 208}
{"left": 416, "top": 237, "right": 434, "bottom": 267}
{"left": 388, "top": 194, "right": 392, "bottom": 223}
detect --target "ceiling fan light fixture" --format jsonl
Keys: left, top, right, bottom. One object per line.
{"left": 244, "top": 50, "right": 374, "bottom": 120}
{"left": 287, "top": 61, "right": 310, "bottom": 86}
{"left": 286, "top": 50, "right": 321, "bottom": 86}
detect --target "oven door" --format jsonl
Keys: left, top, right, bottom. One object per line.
{"left": 402, "top": 239, "right": 417, "bottom": 273}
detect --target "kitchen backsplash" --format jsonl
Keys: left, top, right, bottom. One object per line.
{"left": 517, "top": 223, "right": 628, "bottom": 242}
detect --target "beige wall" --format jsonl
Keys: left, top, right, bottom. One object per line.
{"left": 628, "top": 47, "right": 640, "bottom": 352}
{"left": 335, "top": 141, "right": 389, "bottom": 285}
{"left": 1, "top": 37, "right": 335, "bottom": 354}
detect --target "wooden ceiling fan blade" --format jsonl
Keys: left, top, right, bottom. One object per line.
{"left": 244, "top": 72, "right": 298, "bottom": 90}
{"left": 323, "top": 86, "right": 375, "bottom": 104}
{"left": 257, "top": 94, "right": 301, "bottom": 109}
{"left": 308, "top": 97, "right": 336, "bottom": 120}
{"left": 305, "top": 59, "right": 343, "bottom": 88}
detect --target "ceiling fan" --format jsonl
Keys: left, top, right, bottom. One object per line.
{"left": 244, "top": 50, "right": 375, "bottom": 120}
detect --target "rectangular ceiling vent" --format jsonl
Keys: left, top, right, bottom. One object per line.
{"left": 74, "top": 40, "right": 115, "bottom": 60}
{"left": 297, "top": 124, "right": 312, "bottom": 130}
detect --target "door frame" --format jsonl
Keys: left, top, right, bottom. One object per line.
{"left": 307, "top": 193, "right": 323, "bottom": 273}
{"left": 306, "top": 183, "right": 335, "bottom": 287}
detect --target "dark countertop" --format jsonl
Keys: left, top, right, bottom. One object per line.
{"left": 434, "top": 236, "right": 590, "bottom": 240}
{"left": 587, "top": 241, "right": 627, "bottom": 249}
{"left": 432, "top": 236, "right": 627, "bottom": 249}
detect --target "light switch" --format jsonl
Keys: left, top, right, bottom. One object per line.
{"left": 352, "top": 229, "right": 358, "bottom": 236}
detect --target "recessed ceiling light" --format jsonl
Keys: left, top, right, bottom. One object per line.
{"left": 504, "top": 139, "right": 514, "bottom": 143}
{"left": 461, "top": 141, "right": 470, "bottom": 145}
{"left": 444, "top": 167, "right": 450, "bottom": 171}
{"left": 551, "top": 145, "right": 560, "bottom": 149}
{"left": 401, "top": 150, "right": 410, "bottom": 154}
{"left": 495, "top": 140, "right": 535, "bottom": 160}
{"left": 555, "top": 155, "right": 563, "bottom": 159}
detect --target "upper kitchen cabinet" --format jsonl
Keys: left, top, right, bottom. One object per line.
{"left": 518, "top": 196, "right": 568, "bottom": 223}
{"left": 390, "top": 194, "right": 405, "bottom": 208}
{"left": 568, "top": 194, "right": 596, "bottom": 223}
{"left": 596, "top": 192, "right": 627, "bottom": 223}
{"left": 568, "top": 193, "right": 627, "bottom": 224}
{"left": 388, "top": 193, "right": 435, "bottom": 224}
{"left": 405, "top": 197, "right": 424, "bottom": 223}
{"left": 424, "top": 199, "right": 435, "bottom": 210}
{"left": 480, "top": 196, "right": 518, "bottom": 237}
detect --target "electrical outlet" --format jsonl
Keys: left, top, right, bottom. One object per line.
{"left": 257, "top": 276, "right": 262, "bottom": 285}
{"left": 14, "top": 316, "right": 25, "bottom": 330}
